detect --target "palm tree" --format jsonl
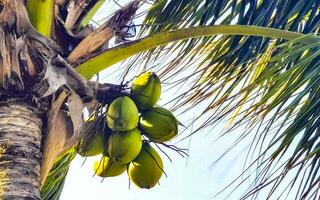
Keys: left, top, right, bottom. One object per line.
{"left": 0, "top": 0, "right": 319, "bottom": 199}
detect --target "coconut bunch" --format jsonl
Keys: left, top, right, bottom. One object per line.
{"left": 76, "top": 71, "right": 179, "bottom": 189}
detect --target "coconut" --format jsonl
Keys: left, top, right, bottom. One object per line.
{"left": 128, "top": 143, "right": 163, "bottom": 189}
{"left": 131, "top": 71, "right": 161, "bottom": 111}
{"left": 107, "top": 128, "right": 142, "bottom": 164}
{"left": 139, "top": 107, "right": 178, "bottom": 143}
{"left": 76, "top": 131, "right": 105, "bottom": 157}
{"left": 93, "top": 156, "right": 126, "bottom": 177}
{"left": 106, "top": 96, "right": 139, "bottom": 131}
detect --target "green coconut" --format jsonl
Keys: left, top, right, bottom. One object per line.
{"left": 106, "top": 96, "right": 139, "bottom": 131}
{"left": 131, "top": 71, "right": 161, "bottom": 110}
{"left": 107, "top": 128, "right": 142, "bottom": 164}
{"left": 128, "top": 143, "right": 164, "bottom": 189}
{"left": 93, "top": 156, "right": 126, "bottom": 177}
{"left": 77, "top": 131, "right": 105, "bottom": 157}
{"left": 139, "top": 107, "right": 178, "bottom": 143}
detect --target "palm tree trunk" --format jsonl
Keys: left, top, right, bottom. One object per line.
{"left": 0, "top": 101, "right": 42, "bottom": 200}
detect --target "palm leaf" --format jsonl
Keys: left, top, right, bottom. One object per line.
{"left": 79, "top": 0, "right": 105, "bottom": 29}
{"left": 229, "top": 38, "right": 320, "bottom": 199}
{"left": 41, "top": 148, "right": 76, "bottom": 200}
{"left": 27, "top": 0, "right": 55, "bottom": 37}
{"left": 75, "top": 25, "right": 307, "bottom": 79}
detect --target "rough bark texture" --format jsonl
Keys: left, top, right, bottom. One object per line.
{"left": 0, "top": 101, "right": 42, "bottom": 200}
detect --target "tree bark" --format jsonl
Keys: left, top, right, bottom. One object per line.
{"left": 0, "top": 101, "right": 42, "bottom": 200}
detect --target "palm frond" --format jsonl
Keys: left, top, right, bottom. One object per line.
{"left": 27, "top": 0, "right": 55, "bottom": 37}
{"left": 41, "top": 148, "right": 76, "bottom": 200}
{"left": 134, "top": 0, "right": 320, "bottom": 103}
{"left": 75, "top": 25, "right": 307, "bottom": 79}
{"left": 78, "top": 0, "right": 105, "bottom": 29}
{"left": 222, "top": 37, "right": 320, "bottom": 199}
{"left": 143, "top": 0, "right": 320, "bottom": 31}
{"left": 41, "top": 110, "right": 108, "bottom": 200}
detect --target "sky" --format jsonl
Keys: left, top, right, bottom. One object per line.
{"left": 60, "top": 1, "right": 298, "bottom": 200}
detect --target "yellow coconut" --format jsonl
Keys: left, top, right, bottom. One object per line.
{"left": 128, "top": 143, "right": 163, "bottom": 189}
{"left": 106, "top": 96, "right": 139, "bottom": 131}
{"left": 93, "top": 156, "right": 126, "bottom": 177}
{"left": 131, "top": 71, "right": 161, "bottom": 110}
{"left": 139, "top": 107, "right": 178, "bottom": 143}
{"left": 107, "top": 128, "right": 142, "bottom": 164}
